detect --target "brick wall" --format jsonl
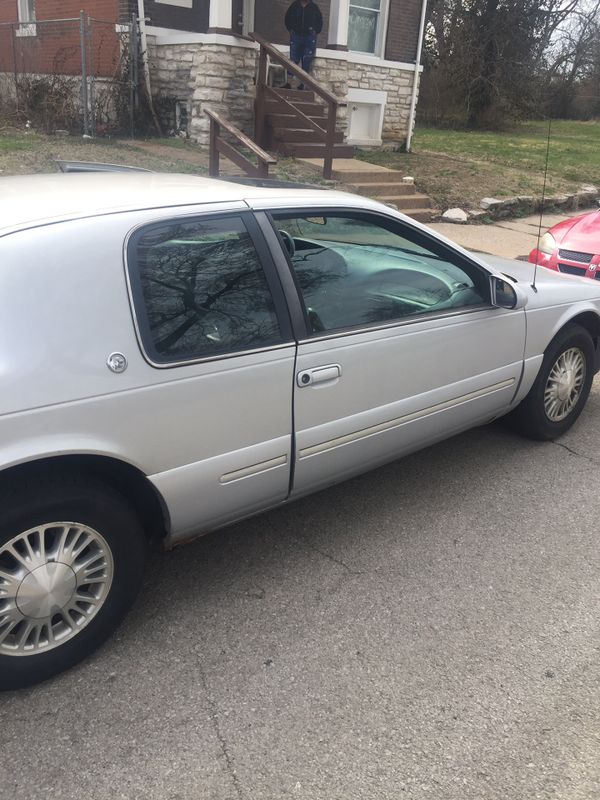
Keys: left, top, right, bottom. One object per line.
{"left": 385, "top": 0, "right": 421, "bottom": 63}
{"left": 0, "top": 1, "right": 123, "bottom": 76}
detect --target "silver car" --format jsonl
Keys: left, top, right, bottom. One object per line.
{"left": 1, "top": 172, "right": 599, "bottom": 690}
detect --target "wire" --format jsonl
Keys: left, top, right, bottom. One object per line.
{"left": 532, "top": 116, "right": 553, "bottom": 293}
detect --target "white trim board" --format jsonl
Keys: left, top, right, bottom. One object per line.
{"left": 148, "top": 27, "right": 422, "bottom": 71}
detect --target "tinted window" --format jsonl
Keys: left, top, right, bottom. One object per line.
{"left": 273, "top": 214, "right": 488, "bottom": 335}
{"left": 129, "top": 216, "right": 282, "bottom": 363}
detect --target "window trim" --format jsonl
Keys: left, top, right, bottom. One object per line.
{"left": 125, "top": 210, "right": 294, "bottom": 369}
{"left": 265, "top": 206, "right": 495, "bottom": 341}
{"left": 348, "top": 0, "right": 390, "bottom": 58}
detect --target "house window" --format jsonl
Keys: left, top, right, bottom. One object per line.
{"left": 18, "top": 0, "right": 35, "bottom": 23}
{"left": 348, "top": 0, "right": 387, "bottom": 55}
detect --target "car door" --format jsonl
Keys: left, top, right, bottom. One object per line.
{"left": 126, "top": 209, "right": 296, "bottom": 539}
{"left": 258, "top": 207, "right": 526, "bottom": 496}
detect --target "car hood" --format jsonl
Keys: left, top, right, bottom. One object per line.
{"left": 479, "top": 253, "right": 600, "bottom": 308}
{"left": 558, "top": 209, "right": 600, "bottom": 252}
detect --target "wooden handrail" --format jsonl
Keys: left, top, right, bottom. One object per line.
{"left": 264, "top": 85, "right": 327, "bottom": 138}
{"left": 251, "top": 32, "right": 343, "bottom": 179}
{"left": 250, "top": 33, "right": 340, "bottom": 107}
{"left": 205, "top": 107, "right": 276, "bottom": 180}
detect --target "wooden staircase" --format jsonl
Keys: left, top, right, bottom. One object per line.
{"left": 252, "top": 33, "right": 348, "bottom": 177}
{"left": 264, "top": 87, "right": 353, "bottom": 160}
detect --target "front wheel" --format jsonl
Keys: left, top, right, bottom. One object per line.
{"left": 506, "top": 323, "right": 595, "bottom": 440}
{"left": 0, "top": 475, "right": 146, "bottom": 691}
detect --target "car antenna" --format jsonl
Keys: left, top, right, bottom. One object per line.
{"left": 532, "top": 116, "right": 552, "bottom": 293}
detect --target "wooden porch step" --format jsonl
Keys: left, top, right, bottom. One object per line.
{"left": 272, "top": 127, "right": 344, "bottom": 143}
{"left": 265, "top": 98, "right": 325, "bottom": 117}
{"left": 267, "top": 112, "right": 328, "bottom": 128}
{"left": 273, "top": 87, "right": 316, "bottom": 103}
{"left": 280, "top": 142, "right": 354, "bottom": 158}
{"left": 346, "top": 181, "right": 416, "bottom": 197}
{"left": 374, "top": 193, "right": 433, "bottom": 210}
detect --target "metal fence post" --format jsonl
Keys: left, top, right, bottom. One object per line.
{"left": 87, "top": 15, "right": 96, "bottom": 136}
{"left": 79, "top": 10, "right": 89, "bottom": 135}
{"left": 11, "top": 23, "right": 19, "bottom": 113}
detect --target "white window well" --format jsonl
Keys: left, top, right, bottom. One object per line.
{"left": 346, "top": 88, "right": 387, "bottom": 146}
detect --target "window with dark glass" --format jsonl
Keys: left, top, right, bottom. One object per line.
{"left": 273, "top": 213, "right": 488, "bottom": 335}
{"left": 129, "top": 216, "right": 282, "bottom": 363}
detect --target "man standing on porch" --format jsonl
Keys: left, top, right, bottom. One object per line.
{"left": 283, "top": 0, "right": 323, "bottom": 89}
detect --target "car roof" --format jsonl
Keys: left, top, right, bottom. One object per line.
{"left": 0, "top": 172, "right": 362, "bottom": 234}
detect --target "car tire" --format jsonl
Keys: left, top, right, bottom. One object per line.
{"left": 0, "top": 473, "right": 146, "bottom": 691}
{"left": 506, "top": 323, "right": 595, "bottom": 441}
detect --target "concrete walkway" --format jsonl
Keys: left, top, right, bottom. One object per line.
{"left": 428, "top": 211, "right": 581, "bottom": 260}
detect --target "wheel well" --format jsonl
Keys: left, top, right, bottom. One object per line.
{"left": 0, "top": 455, "right": 170, "bottom": 540}
{"left": 566, "top": 311, "right": 600, "bottom": 349}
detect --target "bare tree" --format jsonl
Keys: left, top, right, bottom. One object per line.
{"left": 421, "top": 0, "right": 590, "bottom": 127}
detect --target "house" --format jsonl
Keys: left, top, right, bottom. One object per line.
{"left": 139, "top": 0, "right": 426, "bottom": 149}
{"left": 0, "top": 0, "right": 426, "bottom": 151}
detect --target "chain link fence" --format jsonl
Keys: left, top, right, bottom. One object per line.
{"left": 0, "top": 12, "right": 140, "bottom": 137}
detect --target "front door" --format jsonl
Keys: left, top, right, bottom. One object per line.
{"left": 268, "top": 209, "right": 526, "bottom": 496}
{"left": 126, "top": 210, "right": 295, "bottom": 538}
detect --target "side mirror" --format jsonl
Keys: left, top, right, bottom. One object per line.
{"left": 490, "top": 275, "right": 528, "bottom": 310}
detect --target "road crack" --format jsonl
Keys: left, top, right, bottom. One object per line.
{"left": 195, "top": 658, "right": 244, "bottom": 800}
{"left": 553, "top": 440, "right": 600, "bottom": 467}
{"left": 292, "top": 536, "right": 364, "bottom": 575}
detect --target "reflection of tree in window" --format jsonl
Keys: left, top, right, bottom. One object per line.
{"left": 136, "top": 218, "right": 281, "bottom": 361}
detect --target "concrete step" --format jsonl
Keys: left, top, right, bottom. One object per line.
{"left": 330, "top": 169, "right": 405, "bottom": 183}
{"left": 402, "top": 208, "right": 436, "bottom": 222}
{"left": 272, "top": 127, "right": 344, "bottom": 143}
{"left": 346, "top": 181, "right": 416, "bottom": 197}
{"left": 280, "top": 142, "right": 354, "bottom": 158}
{"left": 373, "top": 193, "right": 432, "bottom": 210}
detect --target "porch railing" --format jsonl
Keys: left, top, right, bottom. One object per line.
{"left": 250, "top": 33, "right": 342, "bottom": 180}
{"left": 205, "top": 107, "right": 277, "bottom": 179}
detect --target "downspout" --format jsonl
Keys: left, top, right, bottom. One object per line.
{"left": 405, "top": 0, "right": 428, "bottom": 152}
{"left": 137, "top": 0, "right": 162, "bottom": 134}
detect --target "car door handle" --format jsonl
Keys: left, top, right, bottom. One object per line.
{"left": 297, "top": 365, "right": 342, "bottom": 387}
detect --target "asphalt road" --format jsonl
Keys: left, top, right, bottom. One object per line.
{"left": 2, "top": 386, "right": 600, "bottom": 800}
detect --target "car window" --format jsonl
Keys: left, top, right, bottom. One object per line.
{"left": 272, "top": 213, "right": 488, "bottom": 335}
{"left": 128, "top": 215, "right": 283, "bottom": 363}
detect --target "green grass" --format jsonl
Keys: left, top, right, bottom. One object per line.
{"left": 0, "top": 134, "right": 37, "bottom": 152}
{"left": 414, "top": 120, "right": 600, "bottom": 184}
{"left": 357, "top": 119, "right": 600, "bottom": 209}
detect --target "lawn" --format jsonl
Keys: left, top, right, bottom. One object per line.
{"left": 357, "top": 119, "right": 600, "bottom": 210}
{"left": 0, "top": 130, "right": 319, "bottom": 184}
{"left": 2, "top": 120, "right": 598, "bottom": 213}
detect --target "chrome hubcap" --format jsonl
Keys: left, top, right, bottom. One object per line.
{"left": 544, "top": 347, "right": 586, "bottom": 422}
{"left": 0, "top": 523, "right": 114, "bottom": 656}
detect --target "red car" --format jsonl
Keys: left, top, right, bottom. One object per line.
{"left": 529, "top": 209, "right": 600, "bottom": 279}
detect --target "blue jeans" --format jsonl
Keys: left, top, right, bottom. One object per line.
{"left": 289, "top": 31, "right": 317, "bottom": 81}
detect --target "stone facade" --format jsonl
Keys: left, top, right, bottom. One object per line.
{"left": 148, "top": 38, "right": 258, "bottom": 143}
{"left": 148, "top": 37, "right": 417, "bottom": 148}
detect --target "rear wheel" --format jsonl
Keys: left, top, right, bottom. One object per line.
{"left": 0, "top": 475, "right": 146, "bottom": 691}
{"left": 506, "top": 323, "right": 595, "bottom": 440}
